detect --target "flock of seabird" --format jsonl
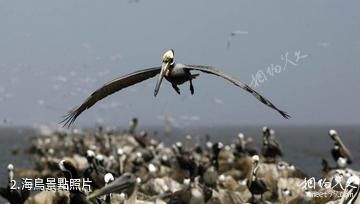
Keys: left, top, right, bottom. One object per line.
{"left": 1, "top": 122, "right": 359, "bottom": 204}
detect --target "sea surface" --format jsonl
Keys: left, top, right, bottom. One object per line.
{"left": 0, "top": 125, "right": 359, "bottom": 186}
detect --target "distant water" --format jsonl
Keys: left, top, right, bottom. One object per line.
{"left": 0, "top": 127, "right": 35, "bottom": 185}
{"left": 0, "top": 125, "right": 359, "bottom": 184}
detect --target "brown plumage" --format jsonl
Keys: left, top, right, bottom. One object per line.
{"left": 61, "top": 67, "right": 161, "bottom": 127}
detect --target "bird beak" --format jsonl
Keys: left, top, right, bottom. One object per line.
{"left": 87, "top": 174, "right": 136, "bottom": 200}
{"left": 334, "top": 136, "right": 352, "bottom": 158}
{"left": 154, "top": 62, "right": 170, "bottom": 97}
{"left": 8, "top": 171, "right": 14, "bottom": 183}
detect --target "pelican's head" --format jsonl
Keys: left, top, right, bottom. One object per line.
{"left": 262, "top": 126, "right": 269, "bottom": 133}
{"left": 183, "top": 177, "right": 191, "bottom": 186}
{"left": 59, "top": 160, "right": 68, "bottom": 172}
{"left": 130, "top": 117, "right": 138, "bottom": 126}
{"left": 154, "top": 49, "right": 174, "bottom": 96}
{"left": 251, "top": 155, "right": 260, "bottom": 181}
{"left": 59, "top": 159, "right": 78, "bottom": 179}
{"left": 104, "top": 173, "right": 115, "bottom": 184}
{"left": 329, "top": 129, "right": 338, "bottom": 140}
{"left": 238, "top": 133, "right": 244, "bottom": 140}
{"left": 162, "top": 49, "right": 174, "bottom": 63}
{"left": 117, "top": 148, "right": 124, "bottom": 156}
{"left": 252, "top": 155, "right": 260, "bottom": 165}
{"left": 86, "top": 150, "right": 95, "bottom": 159}
{"left": 7, "top": 164, "right": 14, "bottom": 182}
{"left": 262, "top": 126, "right": 270, "bottom": 138}
{"left": 147, "top": 163, "right": 157, "bottom": 174}
{"left": 7, "top": 164, "right": 14, "bottom": 172}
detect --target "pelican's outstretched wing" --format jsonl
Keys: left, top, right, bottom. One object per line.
{"left": 183, "top": 64, "right": 290, "bottom": 119}
{"left": 61, "top": 67, "right": 161, "bottom": 127}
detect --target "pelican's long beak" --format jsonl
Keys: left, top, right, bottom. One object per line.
{"left": 334, "top": 136, "right": 352, "bottom": 158}
{"left": 154, "top": 62, "right": 170, "bottom": 97}
{"left": 87, "top": 174, "right": 136, "bottom": 200}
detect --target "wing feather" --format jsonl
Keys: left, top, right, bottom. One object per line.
{"left": 61, "top": 67, "right": 161, "bottom": 127}
{"left": 183, "top": 64, "right": 290, "bottom": 119}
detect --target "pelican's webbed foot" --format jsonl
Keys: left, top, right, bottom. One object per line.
{"left": 189, "top": 80, "right": 194, "bottom": 95}
{"left": 172, "top": 84, "right": 181, "bottom": 94}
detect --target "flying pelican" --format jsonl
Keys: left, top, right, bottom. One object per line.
{"left": 226, "top": 30, "right": 249, "bottom": 49}
{"left": 61, "top": 49, "right": 290, "bottom": 127}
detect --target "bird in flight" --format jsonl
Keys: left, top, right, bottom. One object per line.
{"left": 61, "top": 49, "right": 290, "bottom": 127}
{"left": 227, "top": 30, "right": 249, "bottom": 49}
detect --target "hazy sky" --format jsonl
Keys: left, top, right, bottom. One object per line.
{"left": 0, "top": 0, "right": 359, "bottom": 127}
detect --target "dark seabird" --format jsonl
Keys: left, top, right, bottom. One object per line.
{"left": 234, "top": 133, "right": 258, "bottom": 156}
{"left": 211, "top": 142, "right": 224, "bottom": 170}
{"left": 134, "top": 130, "right": 150, "bottom": 148}
{"left": 0, "top": 164, "right": 30, "bottom": 204}
{"left": 247, "top": 155, "right": 268, "bottom": 203}
{"left": 83, "top": 150, "right": 108, "bottom": 190}
{"left": 261, "top": 127, "right": 283, "bottom": 162}
{"left": 61, "top": 49, "right": 290, "bottom": 127}
{"left": 128, "top": 117, "right": 138, "bottom": 135}
{"left": 59, "top": 160, "right": 98, "bottom": 204}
